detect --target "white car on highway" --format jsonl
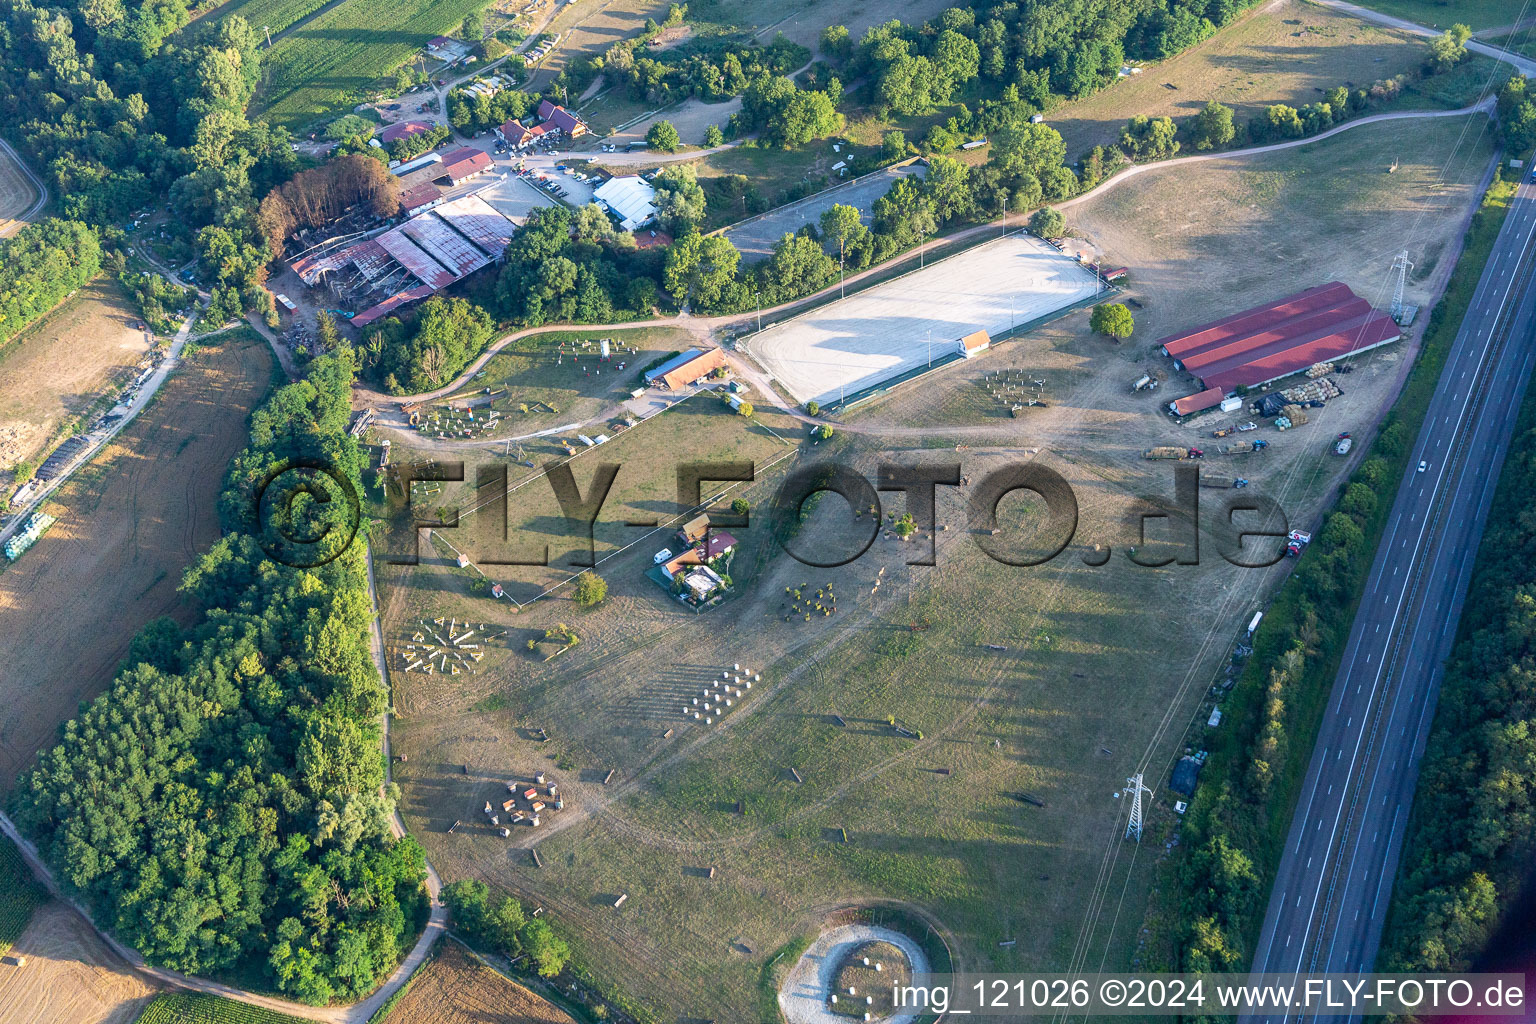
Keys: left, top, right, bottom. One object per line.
{"left": 1418, "top": 461, "right": 1428, "bottom": 473}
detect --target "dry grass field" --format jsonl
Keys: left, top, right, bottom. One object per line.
{"left": 384, "top": 104, "right": 1496, "bottom": 1021}
{"left": 0, "top": 903, "right": 159, "bottom": 1024}
{"left": 0, "top": 330, "right": 273, "bottom": 788}
{"left": 0, "top": 280, "right": 155, "bottom": 474}
{"left": 379, "top": 942, "right": 574, "bottom": 1024}
{"left": 523, "top": 0, "right": 671, "bottom": 94}
{"left": 1014, "top": 0, "right": 1478, "bottom": 156}
{"left": 564, "top": 0, "right": 957, "bottom": 137}
{"left": 428, "top": 326, "right": 691, "bottom": 440}
{"left": 0, "top": 143, "right": 41, "bottom": 239}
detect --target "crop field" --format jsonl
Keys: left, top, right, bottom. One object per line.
{"left": 1039, "top": 0, "right": 1482, "bottom": 156}
{"left": 377, "top": 941, "right": 574, "bottom": 1024}
{"left": 0, "top": 329, "right": 273, "bottom": 788}
{"left": 254, "top": 0, "right": 497, "bottom": 129}
{"left": 213, "top": 0, "right": 333, "bottom": 36}
{"left": 381, "top": 107, "right": 1500, "bottom": 1019}
{"left": 0, "top": 834, "right": 44, "bottom": 954}
{"left": 0, "top": 902, "right": 158, "bottom": 1024}
{"left": 423, "top": 326, "right": 690, "bottom": 440}
{"left": 132, "top": 994, "right": 311, "bottom": 1024}
{"left": 747, "top": 232, "right": 1103, "bottom": 408}
{"left": 0, "top": 142, "right": 41, "bottom": 239}
{"left": 0, "top": 279, "right": 155, "bottom": 475}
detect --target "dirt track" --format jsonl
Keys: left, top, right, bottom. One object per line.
{"left": 0, "top": 333, "right": 273, "bottom": 787}
{"left": 0, "top": 137, "right": 44, "bottom": 239}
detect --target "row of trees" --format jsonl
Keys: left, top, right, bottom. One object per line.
{"left": 257, "top": 155, "right": 402, "bottom": 241}
{"left": 0, "top": 219, "right": 102, "bottom": 342}
{"left": 821, "top": 0, "right": 1264, "bottom": 123}
{"left": 1498, "top": 75, "right": 1536, "bottom": 154}
{"left": 442, "top": 879, "right": 571, "bottom": 977}
{"left": 12, "top": 349, "right": 429, "bottom": 1004}
{"left": 597, "top": 5, "right": 808, "bottom": 107}
{"left": 1174, "top": 447, "right": 1398, "bottom": 971}
{"left": 1163, "top": 168, "right": 1519, "bottom": 976}
{"left": 659, "top": 110, "right": 1084, "bottom": 315}
{"left": 447, "top": 86, "right": 537, "bottom": 135}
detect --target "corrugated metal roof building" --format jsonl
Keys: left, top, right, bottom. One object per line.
{"left": 375, "top": 230, "right": 457, "bottom": 290}
{"left": 434, "top": 194, "right": 515, "bottom": 256}
{"left": 643, "top": 348, "right": 725, "bottom": 389}
{"left": 593, "top": 175, "right": 657, "bottom": 231}
{"left": 1157, "top": 282, "right": 1400, "bottom": 392}
{"left": 399, "top": 181, "right": 444, "bottom": 216}
{"left": 1170, "top": 387, "right": 1224, "bottom": 417}
{"left": 402, "top": 213, "right": 491, "bottom": 277}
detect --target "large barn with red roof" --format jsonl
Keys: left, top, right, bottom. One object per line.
{"left": 1160, "top": 282, "right": 1400, "bottom": 413}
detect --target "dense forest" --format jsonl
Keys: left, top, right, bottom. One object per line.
{"left": 0, "top": 218, "right": 101, "bottom": 340}
{"left": 1384, "top": 404, "right": 1536, "bottom": 969}
{"left": 0, "top": 0, "right": 297, "bottom": 317}
{"left": 10, "top": 348, "right": 428, "bottom": 1004}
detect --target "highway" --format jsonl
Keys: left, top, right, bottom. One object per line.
{"left": 1245, "top": 175, "right": 1536, "bottom": 1019}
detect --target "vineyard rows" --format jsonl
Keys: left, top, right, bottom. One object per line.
{"left": 215, "top": 0, "right": 334, "bottom": 37}
{"left": 0, "top": 834, "right": 44, "bottom": 953}
{"left": 134, "top": 993, "right": 314, "bottom": 1024}
{"left": 254, "top": 0, "right": 491, "bottom": 129}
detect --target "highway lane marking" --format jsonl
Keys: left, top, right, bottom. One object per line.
{"left": 1315, "top": 204, "right": 1536, "bottom": 979}
{"left": 1259, "top": 191, "right": 1536, "bottom": 982}
{"left": 1265, "top": 188, "right": 1536, "bottom": 1005}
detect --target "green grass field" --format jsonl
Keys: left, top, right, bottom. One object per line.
{"left": 253, "top": 0, "right": 492, "bottom": 129}
{"left": 134, "top": 994, "right": 313, "bottom": 1024}
{"left": 0, "top": 834, "right": 44, "bottom": 954}
{"left": 1351, "top": 0, "right": 1529, "bottom": 32}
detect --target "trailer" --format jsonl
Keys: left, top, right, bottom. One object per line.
{"left": 1220, "top": 438, "right": 1269, "bottom": 455}
{"left": 1199, "top": 475, "right": 1249, "bottom": 489}
{"left": 1143, "top": 446, "right": 1188, "bottom": 460}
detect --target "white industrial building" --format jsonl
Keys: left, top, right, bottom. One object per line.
{"left": 593, "top": 175, "right": 658, "bottom": 231}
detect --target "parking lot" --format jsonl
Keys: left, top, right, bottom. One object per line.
{"left": 724, "top": 162, "right": 926, "bottom": 260}
{"left": 477, "top": 172, "right": 561, "bottom": 223}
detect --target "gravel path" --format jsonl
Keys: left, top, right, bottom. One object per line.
{"left": 779, "top": 925, "right": 933, "bottom": 1024}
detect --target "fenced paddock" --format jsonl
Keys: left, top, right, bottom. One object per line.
{"left": 744, "top": 232, "right": 1105, "bottom": 408}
